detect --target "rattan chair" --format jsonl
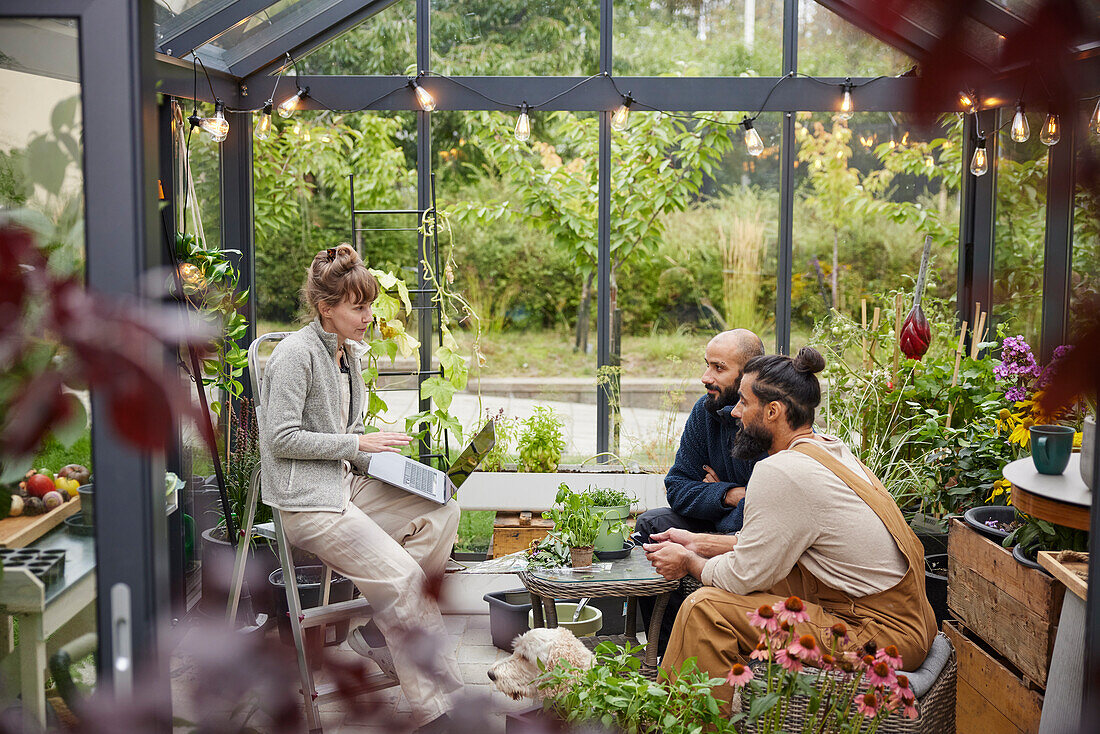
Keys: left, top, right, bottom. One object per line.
{"left": 739, "top": 632, "right": 956, "bottom": 734}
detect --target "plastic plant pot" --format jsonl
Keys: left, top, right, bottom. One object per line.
{"left": 527, "top": 602, "right": 603, "bottom": 637}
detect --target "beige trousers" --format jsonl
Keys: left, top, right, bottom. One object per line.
{"left": 280, "top": 476, "right": 463, "bottom": 726}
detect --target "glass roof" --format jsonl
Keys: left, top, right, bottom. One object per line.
{"left": 149, "top": 0, "right": 1100, "bottom": 82}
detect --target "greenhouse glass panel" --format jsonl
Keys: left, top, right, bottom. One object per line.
{"left": 0, "top": 18, "right": 97, "bottom": 729}
{"left": 431, "top": 0, "right": 599, "bottom": 76}
{"left": 993, "top": 109, "right": 1049, "bottom": 348}
{"left": 155, "top": 0, "right": 242, "bottom": 46}
{"left": 433, "top": 110, "right": 598, "bottom": 463}
{"left": 791, "top": 112, "right": 960, "bottom": 365}
{"left": 297, "top": 0, "right": 416, "bottom": 75}
{"left": 608, "top": 110, "right": 778, "bottom": 468}
{"left": 1071, "top": 101, "right": 1100, "bottom": 338}
{"left": 613, "top": 0, "right": 785, "bottom": 77}
{"left": 797, "top": 3, "right": 915, "bottom": 77}
{"left": 191, "top": 0, "right": 334, "bottom": 68}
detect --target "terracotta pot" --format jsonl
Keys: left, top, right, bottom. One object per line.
{"left": 569, "top": 545, "right": 594, "bottom": 568}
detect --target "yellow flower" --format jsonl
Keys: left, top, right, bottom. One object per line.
{"left": 1075, "top": 431, "right": 1083, "bottom": 448}
{"left": 987, "top": 478, "right": 1013, "bottom": 503}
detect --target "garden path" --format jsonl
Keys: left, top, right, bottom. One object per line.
{"left": 376, "top": 382, "right": 693, "bottom": 462}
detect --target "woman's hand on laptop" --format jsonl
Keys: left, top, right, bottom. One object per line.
{"left": 358, "top": 431, "right": 414, "bottom": 453}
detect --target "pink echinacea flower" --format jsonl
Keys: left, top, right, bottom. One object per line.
{"left": 726, "top": 662, "right": 755, "bottom": 687}
{"left": 856, "top": 691, "right": 880, "bottom": 717}
{"left": 775, "top": 596, "right": 811, "bottom": 625}
{"left": 748, "top": 604, "right": 780, "bottom": 634}
{"left": 788, "top": 634, "right": 823, "bottom": 663}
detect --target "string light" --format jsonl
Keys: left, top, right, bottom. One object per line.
{"left": 409, "top": 79, "right": 436, "bottom": 111}
{"left": 1010, "top": 102, "right": 1029, "bottom": 143}
{"left": 278, "top": 87, "right": 309, "bottom": 118}
{"left": 292, "top": 120, "right": 302, "bottom": 136}
{"left": 970, "top": 135, "right": 989, "bottom": 176}
{"left": 838, "top": 79, "right": 854, "bottom": 121}
{"left": 1039, "top": 112, "right": 1060, "bottom": 146}
{"left": 959, "top": 90, "right": 978, "bottom": 114}
{"left": 514, "top": 103, "right": 531, "bottom": 142}
{"left": 255, "top": 101, "right": 273, "bottom": 140}
{"left": 1092, "top": 99, "right": 1100, "bottom": 134}
{"left": 741, "top": 117, "right": 764, "bottom": 156}
{"left": 611, "top": 94, "right": 633, "bottom": 132}
{"left": 199, "top": 100, "right": 230, "bottom": 142}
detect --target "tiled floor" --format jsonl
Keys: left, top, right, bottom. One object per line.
{"left": 171, "top": 612, "right": 534, "bottom": 733}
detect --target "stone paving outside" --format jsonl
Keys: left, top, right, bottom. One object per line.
{"left": 171, "top": 612, "right": 536, "bottom": 733}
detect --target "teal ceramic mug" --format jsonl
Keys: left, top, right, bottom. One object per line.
{"left": 1030, "top": 424, "right": 1075, "bottom": 475}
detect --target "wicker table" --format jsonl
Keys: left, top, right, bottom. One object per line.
{"left": 519, "top": 547, "right": 679, "bottom": 678}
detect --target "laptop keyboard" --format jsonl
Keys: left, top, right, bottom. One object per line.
{"left": 404, "top": 462, "right": 435, "bottom": 493}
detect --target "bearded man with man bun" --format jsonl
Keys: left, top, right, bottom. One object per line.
{"left": 644, "top": 347, "right": 936, "bottom": 702}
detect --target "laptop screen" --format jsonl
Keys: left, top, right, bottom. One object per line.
{"left": 446, "top": 420, "right": 496, "bottom": 489}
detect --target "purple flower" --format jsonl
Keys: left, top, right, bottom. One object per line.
{"left": 1005, "top": 386, "right": 1028, "bottom": 403}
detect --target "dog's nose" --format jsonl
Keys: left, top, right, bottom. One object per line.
{"left": 487, "top": 669, "right": 496, "bottom": 681}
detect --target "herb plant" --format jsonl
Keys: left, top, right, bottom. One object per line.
{"left": 585, "top": 485, "right": 634, "bottom": 507}
{"left": 542, "top": 484, "right": 603, "bottom": 549}
{"left": 518, "top": 406, "right": 565, "bottom": 472}
{"left": 539, "top": 640, "right": 739, "bottom": 734}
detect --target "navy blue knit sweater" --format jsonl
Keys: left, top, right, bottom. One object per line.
{"left": 664, "top": 396, "right": 762, "bottom": 534}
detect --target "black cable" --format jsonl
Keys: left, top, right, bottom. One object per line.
{"left": 418, "top": 70, "right": 520, "bottom": 109}
{"left": 194, "top": 56, "right": 219, "bottom": 102}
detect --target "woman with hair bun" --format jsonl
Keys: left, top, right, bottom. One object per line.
{"left": 258, "top": 243, "right": 461, "bottom": 733}
{"left": 645, "top": 346, "right": 936, "bottom": 711}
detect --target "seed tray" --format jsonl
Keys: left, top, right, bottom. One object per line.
{"left": 0, "top": 547, "right": 66, "bottom": 586}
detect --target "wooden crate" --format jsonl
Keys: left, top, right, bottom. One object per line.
{"left": 490, "top": 512, "right": 637, "bottom": 558}
{"left": 947, "top": 518, "right": 1065, "bottom": 688}
{"left": 944, "top": 621, "right": 1043, "bottom": 734}
{"left": 490, "top": 513, "right": 555, "bottom": 558}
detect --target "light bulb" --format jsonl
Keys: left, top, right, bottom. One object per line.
{"left": 1010, "top": 103, "right": 1029, "bottom": 143}
{"left": 1040, "top": 113, "right": 1060, "bottom": 146}
{"left": 611, "top": 95, "right": 633, "bottom": 132}
{"left": 1092, "top": 99, "right": 1100, "bottom": 134}
{"left": 278, "top": 88, "right": 307, "bottom": 118}
{"left": 302, "top": 128, "right": 311, "bottom": 143}
{"left": 514, "top": 104, "right": 531, "bottom": 142}
{"left": 292, "top": 120, "right": 301, "bottom": 136}
{"left": 742, "top": 119, "right": 764, "bottom": 157}
{"left": 970, "top": 137, "right": 988, "bottom": 176}
{"left": 255, "top": 101, "right": 273, "bottom": 140}
{"left": 959, "top": 90, "right": 977, "bottom": 113}
{"left": 199, "top": 100, "right": 229, "bottom": 142}
{"left": 410, "top": 80, "right": 435, "bottom": 111}
{"left": 838, "top": 84, "right": 853, "bottom": 121}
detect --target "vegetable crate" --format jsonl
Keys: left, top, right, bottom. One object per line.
{"left": 946, "top": 519, "right": 1065, "bottom": 688}
{"left": 943, "top": 621, "right": 1042, "bottom": 734}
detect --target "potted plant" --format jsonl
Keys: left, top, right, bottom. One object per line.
{"left": 199, "top": 399, "right": 280, "bottom": 616}
{"left": 517, "top": 406, "right": 566, "bottom": 473}
{"left": 585, "top": 485, "right": 634, "bottom": 552}
{"left": 543, "top": 484, "right": 619, "bottom": 568}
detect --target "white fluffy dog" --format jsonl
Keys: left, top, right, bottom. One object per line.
{"left": 487, "top": 627, "right": 595, "bottom": 700}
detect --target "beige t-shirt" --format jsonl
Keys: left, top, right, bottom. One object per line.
{"left": 700, "top": 434, "right": 908, "bottom": 598}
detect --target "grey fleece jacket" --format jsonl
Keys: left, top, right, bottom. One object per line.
{"left": 258, "top": 320, "right": 374, "bottom": 512}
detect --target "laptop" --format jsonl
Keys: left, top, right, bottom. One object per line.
{"left": 367, "top": 421, "right": 496, "bottom": 504}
